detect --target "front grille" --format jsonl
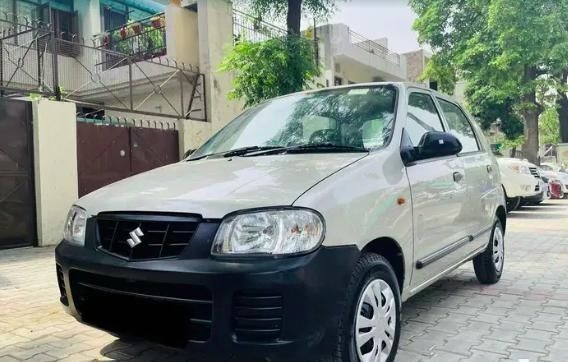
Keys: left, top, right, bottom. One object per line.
{"left": 233, "top": 291, "right": 283, "bottom": 342}
{"left": 70, "top": 270, "right": 212, "bottom": 345}
{"left": 56, "top": 265, "right": 68, "bottom": 306}
{"left": 529, "top": 167, "right": 540, "bottom": 178}
{"left": 97, "top": 213, "right": 201, "bottom": 260}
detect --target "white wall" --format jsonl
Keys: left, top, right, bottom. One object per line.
{"left": 166, "top": 4, "right": 200, "bottom": 68}
{"left": 33, "top": 100, "right": 78, "bottom": 246}
{"left": 197, "top": 0, "right": 243, "bottom": 132}
{"left": 75, "top": 0, "right": 102, "bottom": 40}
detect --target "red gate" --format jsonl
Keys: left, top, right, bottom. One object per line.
{"left": 77, "top": 122, "right": 179, "bottom": 197}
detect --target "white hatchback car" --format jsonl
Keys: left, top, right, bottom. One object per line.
{"left": 56, "top": 83, "right": 506, "bottom": 362}
{"left": 497, "top": 158, "right": 542, "bottom": 210}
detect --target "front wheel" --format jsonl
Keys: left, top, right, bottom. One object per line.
{"left": 473, "top": 220, "right": 505, "bottom": 284}
{"left": 335, "top": 254, "right": 401, "bottom": 362}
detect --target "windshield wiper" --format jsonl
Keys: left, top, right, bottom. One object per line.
{"left": 188, "top": 146, "right": 282, "bottom": 161}
{"left": 244, "top": 143, "right": 368, "bottom": 156}
{"left": 190, "top": 144, "right": 368, "bottom": 161}
{"left": 222, "top": 146, "right": 282, "bottom": 157}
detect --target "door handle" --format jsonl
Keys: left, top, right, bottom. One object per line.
{"left": 486, "top": 165, "right": 493, "bottom": 173}
{"left": 453, "top": 171, "right": 464, "bottom": 183}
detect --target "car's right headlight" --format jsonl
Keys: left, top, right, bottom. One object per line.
{"left": 211, "top": 208, "right": 325, "bottom": 256}
{"left": 63, "top": 206, "right": 87, "bottom": 246}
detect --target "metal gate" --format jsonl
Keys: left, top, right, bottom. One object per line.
{"left": 0, "top": 99, "right": 36, "bottom": 249}
{"left": 77, "top": 120, "right": 179, "bottom": 197}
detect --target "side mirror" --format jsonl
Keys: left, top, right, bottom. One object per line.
{"left": 415, "top": 131, "right": 462, "bottom": 161}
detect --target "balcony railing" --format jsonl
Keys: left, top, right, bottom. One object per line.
{"left": 232, "top": 9, "right": 287, "bottom": 43}
{"left": 1, "top": 26, "right": 206, "bottom": 120}
{"left": 232, "top": 9, "right": 319, "bottom": 66}
{"left": 94, "top": 13, "right": 166, "bottom": 61}
{"left": 348, "top": 30, "right": 400, "bottom": 66}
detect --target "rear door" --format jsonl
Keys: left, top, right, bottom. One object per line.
{"left": 436, "top": 98, "right": 496, "bottom": 248}
{"left": 404, "top": 91, "right": 469, "bottom": 290}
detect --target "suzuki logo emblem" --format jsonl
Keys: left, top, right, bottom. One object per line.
{"left": 126, "top": 227, "right": 144, "bottom": 248}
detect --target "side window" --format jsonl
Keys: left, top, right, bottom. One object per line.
{"left": 406, "top": 93, "right": 445, "bottom": 145}
{"left": 437, "top": 99, "right": 480, "bottom": 153}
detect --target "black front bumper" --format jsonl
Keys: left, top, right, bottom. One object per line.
{"left": 522, "top": 191, "right": 546, "bottom": 204}
{"left": 55, "top": 232, "right": 359, "bottom": 361}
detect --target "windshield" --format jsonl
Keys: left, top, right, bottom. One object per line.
{"left": 190, "top": 85, "right": 397, "bottom": 159}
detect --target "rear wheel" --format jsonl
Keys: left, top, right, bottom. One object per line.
{"left": 335, "top": 254, "right": 401, "bottom": 362}
{"left": 473, "top": 220, "right": 504, "bottom": 284}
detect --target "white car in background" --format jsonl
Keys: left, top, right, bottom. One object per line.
{"left": 540, "top": 163, "right": 568, "bottom": 197}
{"left": 497, "top": 158, "right": 541, "bottom": 211}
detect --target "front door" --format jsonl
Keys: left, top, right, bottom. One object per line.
{"left": 436, "top": 97, "right": 497, "bottom": 247}
{"left": 403, "top": 91, "right": 469, "bottom": 290}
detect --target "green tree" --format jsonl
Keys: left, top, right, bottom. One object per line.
{"left": 220, "top": 37, "right": 320, "bottom": 107}
{"left": 540, "top": 106, "right": 561, "bottom": 145}
{"left": 410, "top": 0, "right": 563, "bottom": 164}
{"left": 223, "top": 0, "right": 340, "bottom": 106}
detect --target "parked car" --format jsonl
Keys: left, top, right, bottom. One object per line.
{"left": 537, "top": 172, "right": 551, "bottom": 201}
{"left": 56, "top": 83, "right": 506, "bottom": 362}
{"left": 519, "top": 163, "right": 548, "bottom": 205}
{"left": 548, "top": 178, "right": 565, "bottom": 199}
{"left": 497, "top": 158, "right": 541, "bottom": 211}
{"left": 539, "top": 163, "right": 568, "bottom": 198}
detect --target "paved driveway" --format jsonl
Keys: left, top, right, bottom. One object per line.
{"left": 1, "top": 201, "right": 567, "bottom": 362}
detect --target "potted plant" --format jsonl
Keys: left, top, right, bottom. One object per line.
{"left": 130, "top": 22, "right": 142, "bottom": 34}
{"left": 151, "top": 15, "right": 164, "bottom": 28}
{"left": 101, "top": 32, "right": 110, "bottom": 47}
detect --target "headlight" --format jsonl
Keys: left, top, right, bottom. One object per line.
{"left": 63, "top": 206, "right": 87, "bottom": 246}
{"left": 212, "top": 209, "right": 325, "bottom": 256}
{"left": 508, "top": 164, "right": 531, "bottom": 175}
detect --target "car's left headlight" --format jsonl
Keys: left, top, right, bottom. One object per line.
{"left": 508, "top": 164, "right": 531, "bottom": 175}
{"left": 63, "top": 206, "right": 87, "bottom": 246}
{"left": 212, "top": 209, "right": 325, "bottom": 256}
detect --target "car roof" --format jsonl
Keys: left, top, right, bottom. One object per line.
{"left": 298, "top": 82, "right": 458, "bottom": 103}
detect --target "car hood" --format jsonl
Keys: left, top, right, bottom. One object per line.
{"left": 76, "top": 153, "right": 366, "bottom": 218}
{"left": 541, "top": 170, "right": 568, "bottom": 182}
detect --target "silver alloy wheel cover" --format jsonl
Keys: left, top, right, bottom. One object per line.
{"left": 354, "top": 279, "right": 396, "bottom": 362}
{"left": 493, "top": 226, "right": 504, "bottom": 272}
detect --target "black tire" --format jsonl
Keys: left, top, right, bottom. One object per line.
{"left": 335, "top": 253, "right": 401, "bottom": 362}
{"left": 506, "top": 196, "right": 521, "bottom": 212}
{"left": 473, "top": 220, "right": 504, "bottom": 284}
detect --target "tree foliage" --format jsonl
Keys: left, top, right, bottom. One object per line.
{"left": 222, "top": 0, "right": 338, "bottom": 107}
{"left": 410, "top": 0, "right": 568, "bottom": 163}
{"left": 540, "top": 107, "right": 561, "bottom": 145}
{"left": 220, "top": 36, "right": 320, "bottom": 107}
